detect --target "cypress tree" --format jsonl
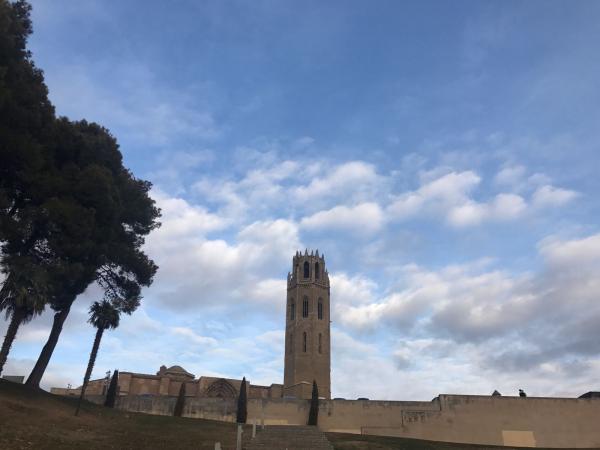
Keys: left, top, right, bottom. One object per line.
{"left": 236, "top": 377, "right": 247, "bottom": 424}
{"left": 173, "top": 382, "right": 186, "bottom": 417}
{"left": 308, "top": 380, "right": 319, "bottom": 426}
{"left": 104, "top": 370, "right": 119, "bottom": 408}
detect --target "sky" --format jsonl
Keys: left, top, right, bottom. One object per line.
{"left": 3, "top": 0, "right": 600, "bottom": 400}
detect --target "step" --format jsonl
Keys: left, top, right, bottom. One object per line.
{"left": 245, "top": 425, "right": 334, "bottom": 450}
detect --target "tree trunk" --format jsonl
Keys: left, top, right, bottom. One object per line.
{"left": 0, "top": 308, "right": 26, "bottom": 376}
{"left": 26, "top": 305, "right": 71, "bottom": 387}
{"left": 75, "top": 326, "right": 104, "bottom": 416}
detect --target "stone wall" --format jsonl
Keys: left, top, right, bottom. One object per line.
{"left": 114, "top": 395, "right": 238, "bottom": 422}
{"left": 105, "top": 394, "right": 600, "bottom": 448}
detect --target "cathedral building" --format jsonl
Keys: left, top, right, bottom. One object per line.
{"left": 51, "top": 250, "right": 331, "bottom": 401}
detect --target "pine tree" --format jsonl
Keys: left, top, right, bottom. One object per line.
{"left": 0, "top": 1, "right": 160, "bottom": 386}
{"left": 104, "top": 370, "right": 119, "bottom": 408}
{"left": 173, "top": 382, "right": 186, "bottom": 417}
{"left": 308, "top": 380, "right": 319, "bottom": 426}
{"left": 236, "top": 377, "right": 247, "bottom": 424}
{"left": 0, "top": 0, "right": 55, "bottom": 376}
{"left": 26, "top": 119, "right": 160, "bottom": 388}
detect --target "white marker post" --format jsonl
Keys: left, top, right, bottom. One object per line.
{"left": 252, "top": 420, "right": 257, "bottom": 438}
{"left": 214, "top": 443, "right": 221, "bottom": 450}
{"left": 236, "top": 424, "right": 243, "bottom": 450}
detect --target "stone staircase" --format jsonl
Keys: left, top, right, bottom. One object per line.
{"left": 244, "top": 425, "right": 334, "bottom": 450}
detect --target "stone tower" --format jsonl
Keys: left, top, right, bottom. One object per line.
{"left": 283, "top": 250, "right": 331, "bottom": 399}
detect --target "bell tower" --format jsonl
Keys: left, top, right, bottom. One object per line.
{"left": 283, "top": 249, "right": 331, "bottom": 399}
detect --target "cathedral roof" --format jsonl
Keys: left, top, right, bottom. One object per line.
{"left": 162, "top": 365, "right": 195, "bottom": 378}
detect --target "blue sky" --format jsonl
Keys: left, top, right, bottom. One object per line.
{"left": 3, "top": 0, "right": 600, "bottom": 400}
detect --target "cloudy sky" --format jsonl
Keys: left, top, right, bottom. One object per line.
{"left": 3, "top": 0, "right": 600, "bottom": 400}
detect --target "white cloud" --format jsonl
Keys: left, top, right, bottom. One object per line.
{"left": 447, "top": 193, "right": 526, "bottom": 226}
{"left": 171, "top": 327, "right": 218, "bottom": 346}
{"left": 538, "top": 233, "right": 600, "bottom": 269}
{"left": 117, "top": 308, "right": 163, "bottom": 337}
{"left": 447, "top": 200, "right": 488, "bottom": 226}
{"left": 330, "top": 273, "right": 378, "bottom": 306}
{"left": 300, "top": 202, "right": 384, "bottom": 234}
{"left": 190, "top": 154, "right": 577, "bottom": 233}
{"left": 387, "top": 166, "right": 578, "bottom": 228}
{"left": 532, "top": 185, "right": 579, "bottom": 209}
{"left": 389, "top": 171, "right": 530, "bottom": 227}
{"left": 238, "top": 219, "right": 300, "bottom": 253}
{"left": 293, "top": 161, "right": 386, "bottom": 206}
{"left": 192, "top": 158, "right": 389, "bottom": 226}
{"left": 336, "top": 232, "right": 600, "bottom": 379}
{"left": 12, "top": 327, "right": 53, "bottom": 344}
{"left": 419, "top": 170, "right": 482, "bottom": 200}
{"left": 143, "top": 195, "right": 302, "bottom": 313}
{"left": 337, "top": 260, "right": 533, "bottom": 338}
{"left": 247, "top": 279, "right": 288, "bottom": 311}
{"left": 490, "top": 193, "right": 528, "bottom": 219}
{"left": 324, "top": 232, "right": 600, "bottom": 398}
{"left": 192, "top": 158, "right": 310, "bottom": 222}
{"left": 494, "top": 165, "right": 527, "bottom": 187}
{"left": 388, "top": 171, "right": 480, "bottom": 220}
{"left": 150, "top": 190, "right": 226, "bottom": 240}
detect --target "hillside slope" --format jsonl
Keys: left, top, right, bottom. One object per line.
{"left": 0, "top": 379, "right": 248, "bottom": 449}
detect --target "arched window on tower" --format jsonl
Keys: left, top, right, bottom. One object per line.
{"left": 303, "top": 332, "right": 307, "bottom": 352}
{"left": 290, "top": 299, "right": 295, "bottom": 320}
{"left": 318, "top": 298, "right": 323, "bottom": 320}
{"left": 303, "top": 261, "right": 310, "bottom": 278}
{"left": 318, "top": 333, "right": 322, "bottom": 354}
{"left": 302, "top": 297, "right": 309, "bottom": 318}
{"left": 315, "top": 262, "right": 320, "bottom": 279}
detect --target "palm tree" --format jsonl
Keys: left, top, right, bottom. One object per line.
{"left": 75, "top": 300, "right": 120, "bottom": 416}
{"left": 0, "top": 257, "right": 48, "bottom": 375}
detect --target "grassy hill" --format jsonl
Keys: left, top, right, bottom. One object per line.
{"left": 0, "top": 379, "right": 250, "bottom": 449}
{"left": 0, "top": 379, "right": 568, "bottom": 449}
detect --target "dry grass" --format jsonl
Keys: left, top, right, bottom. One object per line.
{"left": 0, "top": 379, "right": 250, "bottom": 449}
{"left": 327, "top": 432, "right": 521, "bottom": 450}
